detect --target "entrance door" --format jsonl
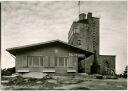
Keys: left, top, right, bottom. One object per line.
{"left": 78, "top": 57, "right": 85, "bottom": 73}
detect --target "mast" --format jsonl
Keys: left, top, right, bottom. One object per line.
{"left": 78, "top": 1, "right": 80, "bottom": 15}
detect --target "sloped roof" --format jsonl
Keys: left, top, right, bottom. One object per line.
{"left": 6, "top": 40, "right": 93, "bottom": 57}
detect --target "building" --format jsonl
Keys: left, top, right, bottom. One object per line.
{"left": 68, "top": 12, "right": 115, "bottom": 75}
{"left": 6, "top": 40, "right": 92, "bottom": 74}
{"left": 6, "top": 12, "right": 116, "bottom": 75}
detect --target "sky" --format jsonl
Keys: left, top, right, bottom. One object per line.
{"left": 1, "top": 1, "right": 127, "bottom": 74}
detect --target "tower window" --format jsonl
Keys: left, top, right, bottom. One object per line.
{"left": 78, "top": 40, "right": 81, "bottom": 45}
{"left": 71, "top": 41, "right": 73, "bottom": 45}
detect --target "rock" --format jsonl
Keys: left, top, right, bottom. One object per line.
{"left": 52, "top": 75, "right": 68, "bottom": 81}
{"left": 117, "top": 85, "right": 123, "bottom": 88}
{"left": 96, "top": 75, "right": 103, "bottom": 79}
{"left": 79, "top": 73, "right": 88, "bottom": 76}
{"left": 45, "top": 75, "right": 52, "bottom": 79}
{"left": 2, "top": 73, "right": 21, "bottom": 79}
{"left": 47, "top": 79, "right": 58, "bottom": 84}
{"left": 1, "top": 80, "right": 9, "bottom": 84}
{"left": 105, "top": 75, "right": 118, "bottom": 79}
{"left": 24, "top": 79, "right": 29, "bottom": 82}
{"left": 36, "top": 81, "right": 42, "bottom": 84}
{"left": 93, "top": 74, "right": 103, "bottom": 79}
{"left": 22, "top": 72, "right": 47, "bottom": 79}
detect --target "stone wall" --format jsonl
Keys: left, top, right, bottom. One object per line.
{"left": 84, "top": 55, "right": 94, "bottom": 74}
{"left": 99, "top": 55, "right": 116, "bottom": 75}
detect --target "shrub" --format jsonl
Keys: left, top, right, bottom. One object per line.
{"left": 1, "top": 67, "right": 15, "bottom": 76}
{"left": 123, "top": 66, "right": 127, "bottom": 78}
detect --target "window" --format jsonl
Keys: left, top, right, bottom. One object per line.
{"left": 55, "top": 57, "right": 58, "bottom": 66}
{"left": 28, "top": 56, "right": 44, "bottom": 67}
{"left": 16, "top": 56, "right": 21, "bottom": 67}
{"left": 48, "top": 57, "right": 50, "bottom": 67}
{"left": 33, "top": 56, "right": 40, "bottom": 67}
{"left": 54, "top": 57, "right": 68, "bottom": 67}
{"left": 74, "top": 28, "right": 80, "bottom": 34}
{"left": 64, "top": 58, "right": 68, "bottom": 67}
{"left": 43, "top": 56, "right": 55, "bottom": 67}
{"left": 68, "top": 57, "right": 77, "bottom": 67}
{"left": 28, "top": 56, "right": 33, "bottom": 67}
{"left": 78, "top": 40, "right": 81, "bottom": 45}
{"left": 22, "top": 56, "right": 28, "bottom": 67}
{"left": 43, "top": 56, "right": 49, "bottom": 67}
{"left": 49, "top": 56, "right": 55, "bottom": 67}
{"left": 68, "top": 57, "right": 74, "bottom": 67}
{"left": 59, "top": 57, "right": 64, "bottom": 66}
{"left": 40, "top": 57, "right": 43, "bottom": 66}
{"left": 67, "top": 57, "right": 77, "bottom": 72}
{"left": 73, "top": 57, "right": 77, "bottom": 66}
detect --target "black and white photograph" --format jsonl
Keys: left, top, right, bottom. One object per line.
{"left": 1, "top": 0, "right": 127, "bottom": 90}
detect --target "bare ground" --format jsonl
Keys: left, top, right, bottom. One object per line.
{"left": 55, "top": 78, "right": 127, "bottom": 90}
{"left": 1, "top": 77, "right": 127, "bottom": 90}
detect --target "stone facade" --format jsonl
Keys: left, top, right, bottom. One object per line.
{"left": 99, "top": 55, "right": 115, "bottom": 75}
{"left": 68, "top": 13, "right": 99, "bottom": 53}
{"left": 68, "top": 12, "right": 116, "bottom": 75}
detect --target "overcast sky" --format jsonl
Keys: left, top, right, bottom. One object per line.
{"left": 1, "top": 1, "right": 127, "bottom": 74}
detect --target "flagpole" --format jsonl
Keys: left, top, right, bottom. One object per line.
{"left": 78, "top": 1, "right": 80, "bottom": 15}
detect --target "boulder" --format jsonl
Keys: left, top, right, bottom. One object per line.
{"left": 36, "top": 81, "right": 42, "bottom": 84}
{"left": 104, "top": 75, "right": 118, "bottom": 79}
{"left": 47, "top": 79, "right": 58, "bottom": 84}
{"left": 22, "top": 72, "right": 47, "bottom": 79}
{"left": 1, "top": 80, "right": 9, "bottom": 84}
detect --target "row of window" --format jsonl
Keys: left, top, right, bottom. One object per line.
{"left": 17, "top": 56, "right": 77, "bottom": 68}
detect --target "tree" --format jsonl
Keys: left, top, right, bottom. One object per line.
{"left": 123, "top": 66, "right": 127, "bottom": 78}
{"left": 1, "top": 67, "right": 15, "bottom": 76}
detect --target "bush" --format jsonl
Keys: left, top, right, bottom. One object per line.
{"left": 123, "top": 66, "right": 127, "bottom": 78}
{"left": 96, "top": 75, "right": 103, "bottom": 79}
{"left": 1, "top": 67, "right": 15, "bottom": 76}
{"left": 117, "top": 66, "right": 127, "bottom": 78}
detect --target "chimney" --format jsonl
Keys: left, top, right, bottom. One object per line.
{"left": 79, "top": 13, "right": 86, "bottom": 20}
{"left": 87, "top": 12, "right": 92, "bottom": 18}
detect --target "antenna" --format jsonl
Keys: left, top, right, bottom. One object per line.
{"left": 78, "top": 1, "right": 80, "bottom": 15}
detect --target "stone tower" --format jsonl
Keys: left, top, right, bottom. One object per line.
{"left": 68, "top": 12, "right": 100, "bottom": 54}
